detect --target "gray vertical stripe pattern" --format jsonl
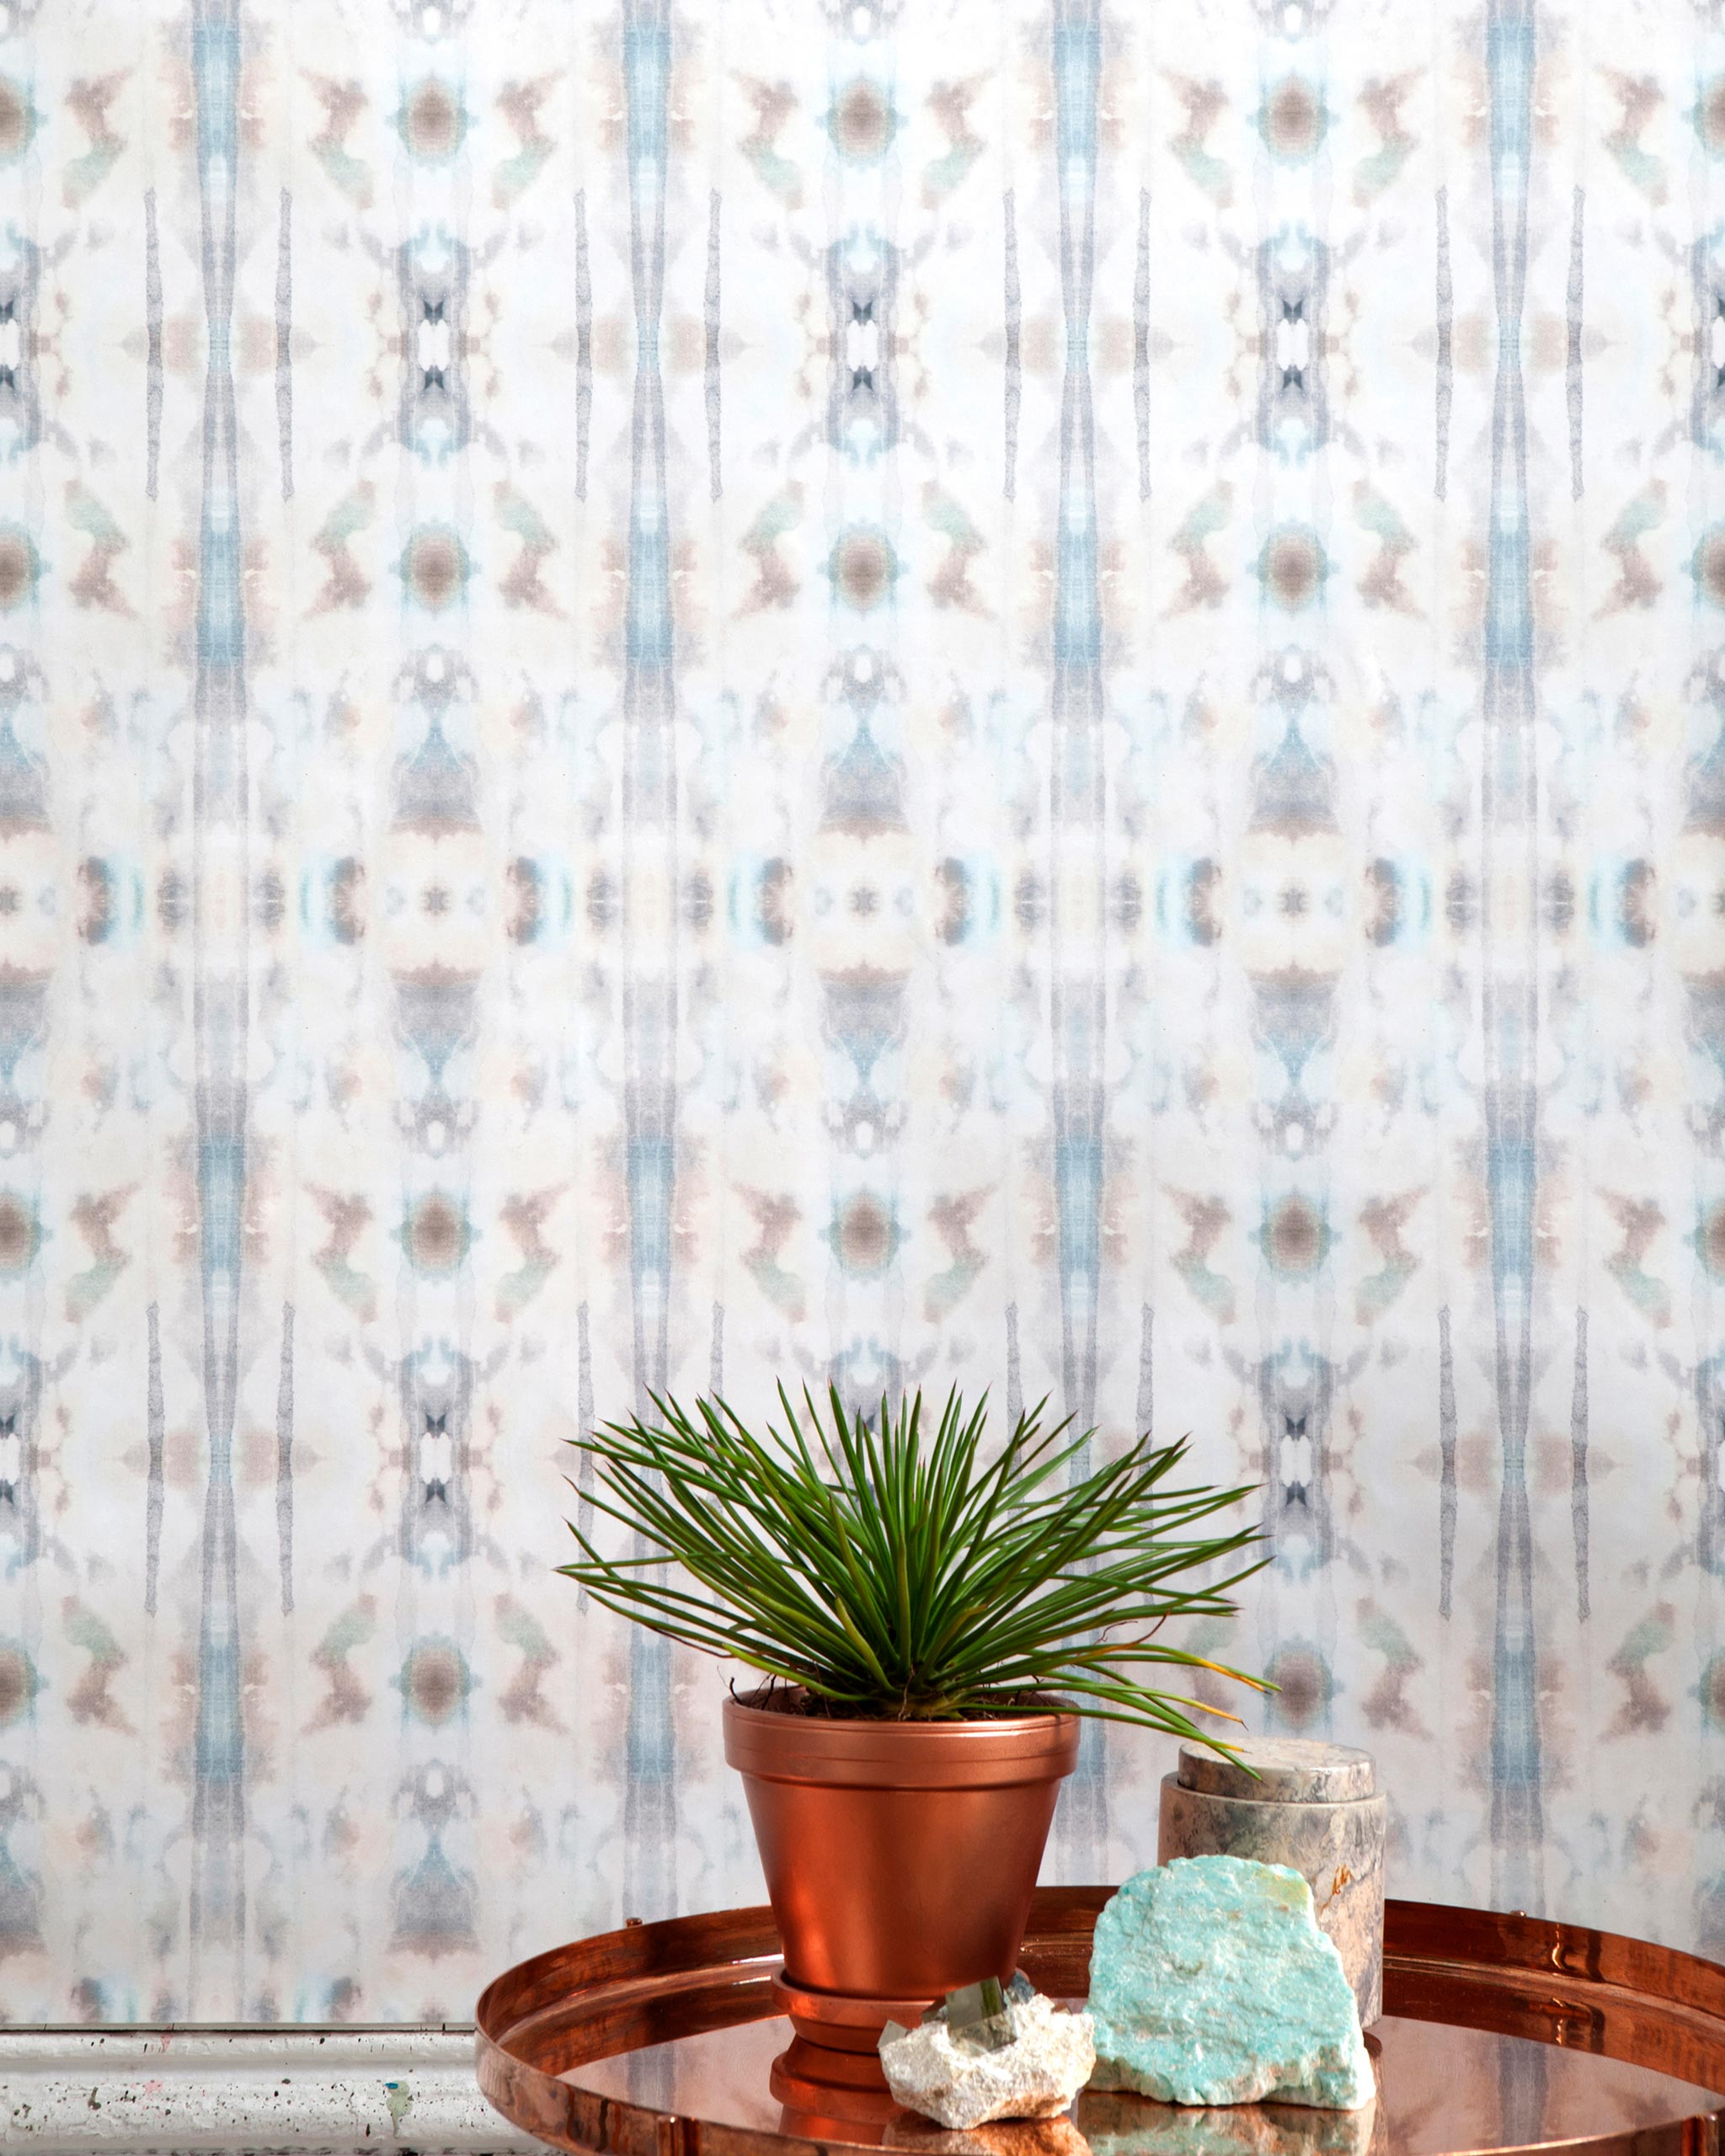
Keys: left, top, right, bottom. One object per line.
{"left": 705, "top": 189, "right": 722, "bottom": 503}
{"left": 275, "top": 1303, "right": 295, "bottom": 1616}
{"left": 1438, "top": 1302, "right": 1457, "bottom": 1620}
{"left": 1434, "top": 185, "right": 1451, "bottom": 503}
{"left": 1135, "top": 1303, "right": 1153, "bottom": 1438}
{"left": 1003, "top": 188, "right": 1020, "bottom": 502}
{"left": 1569, "top": 1307, "right": 1589, "bottom": 1622}
{"left": 574, "top": 189, "right": 592, "bottom": 504}
{"left": 144, "top": 1299, "right": 164, "bottom": 1616}
{"left": 275, "top": 188, "right": 293, "bottom": 502}
{"left": 574, "top": 1298, "right": 595, "bottom": 1604}
{"left": 1134, "top": 188, "right": 1151, "bottom": 503}
{"left": 145, "top": 188, "right": 163, "bottom": 504}
{"left": 1566, "top": 186, "right": 1583, "bottom": 501}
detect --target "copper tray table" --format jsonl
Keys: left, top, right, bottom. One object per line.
{"left": 476, "top": 1889, "right": 1725, "bottom": 2156}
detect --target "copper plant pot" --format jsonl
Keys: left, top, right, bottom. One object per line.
{"left": 723, "top": 1689, "right": 1079, "bottom": 2058}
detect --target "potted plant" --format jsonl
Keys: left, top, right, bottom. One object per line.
{"left": 560, "top": 1386, "right": 1264, "bottom": 2059}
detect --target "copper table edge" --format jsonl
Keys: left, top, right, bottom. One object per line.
{"left": 474, "top": 1892, "right": 1725, "bottom": 2156}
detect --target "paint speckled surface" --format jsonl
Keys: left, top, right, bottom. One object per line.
{"left": 0, "top": 0, "right": 1722, "bottom": 2020}
{"left": 0, "top": 2029, "right": 542, "bottom": 2150}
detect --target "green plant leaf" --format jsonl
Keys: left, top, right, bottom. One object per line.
{"left": 558, "top": 1386, "right": 1266, "bottom": 1740}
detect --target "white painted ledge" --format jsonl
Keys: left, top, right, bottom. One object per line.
{"left": 0, "top": 2027, "right": 545, "bottom": 2154}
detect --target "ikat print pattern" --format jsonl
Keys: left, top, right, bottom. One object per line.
{"left": 0, "top": 0, "right": 1722, "bottom": 2019}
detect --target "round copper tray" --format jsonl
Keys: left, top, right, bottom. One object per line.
{"left": 476, "top": 1890, "right": 1725, "bottom": 2155}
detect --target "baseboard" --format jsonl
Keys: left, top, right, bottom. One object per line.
{"left": 0, "top": 2027, "right": 544, "bottom": 2154}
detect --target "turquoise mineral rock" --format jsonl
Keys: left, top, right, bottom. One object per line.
{"left": 1087, "top": 1855, "right": 1375, "bottom": 2112}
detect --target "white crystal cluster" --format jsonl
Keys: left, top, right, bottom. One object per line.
{"left": 879, "top": 1992, "right": 1097, "bottom": 2130}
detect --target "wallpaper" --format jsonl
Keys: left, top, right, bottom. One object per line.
{"left": 0, "top": 0, "right": 1721, "bottom": 2022}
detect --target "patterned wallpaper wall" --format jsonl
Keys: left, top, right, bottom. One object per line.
{"left": 0, "top": 0, "right": 1721, "bottom": 2021}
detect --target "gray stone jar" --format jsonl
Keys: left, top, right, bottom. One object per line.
{"left": 1156, "top": 1737, "right": 1386, "bottom": 2025}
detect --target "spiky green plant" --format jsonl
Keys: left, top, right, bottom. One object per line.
{"left": 560, "top": 1386, "right": 1268, "bottom": 1748}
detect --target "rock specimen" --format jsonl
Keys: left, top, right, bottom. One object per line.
{"left": 1158, "top": 1737, "right": 1386, "bottom": 2025}
{"left": 1087, "top": 1857, "right": 1375, "bottom": 2112}
{"left": 879, "top": 1984, "right": 1097, "bottom": 2130}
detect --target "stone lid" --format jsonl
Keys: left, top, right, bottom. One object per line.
{"left": 1176, "top": 1736, "right": 1375, "bottom": 1803}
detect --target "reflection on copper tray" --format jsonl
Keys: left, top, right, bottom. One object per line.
{"left": 474, "top": 1892, "right": 1725, "bottom": 2156}
{"left": 565, "top": 2009, "right": 1717, "bottom": 2155}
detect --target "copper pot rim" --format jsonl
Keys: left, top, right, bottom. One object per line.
{"left": 722, "top": 1687, "right": 1081, "bottom": 1786}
